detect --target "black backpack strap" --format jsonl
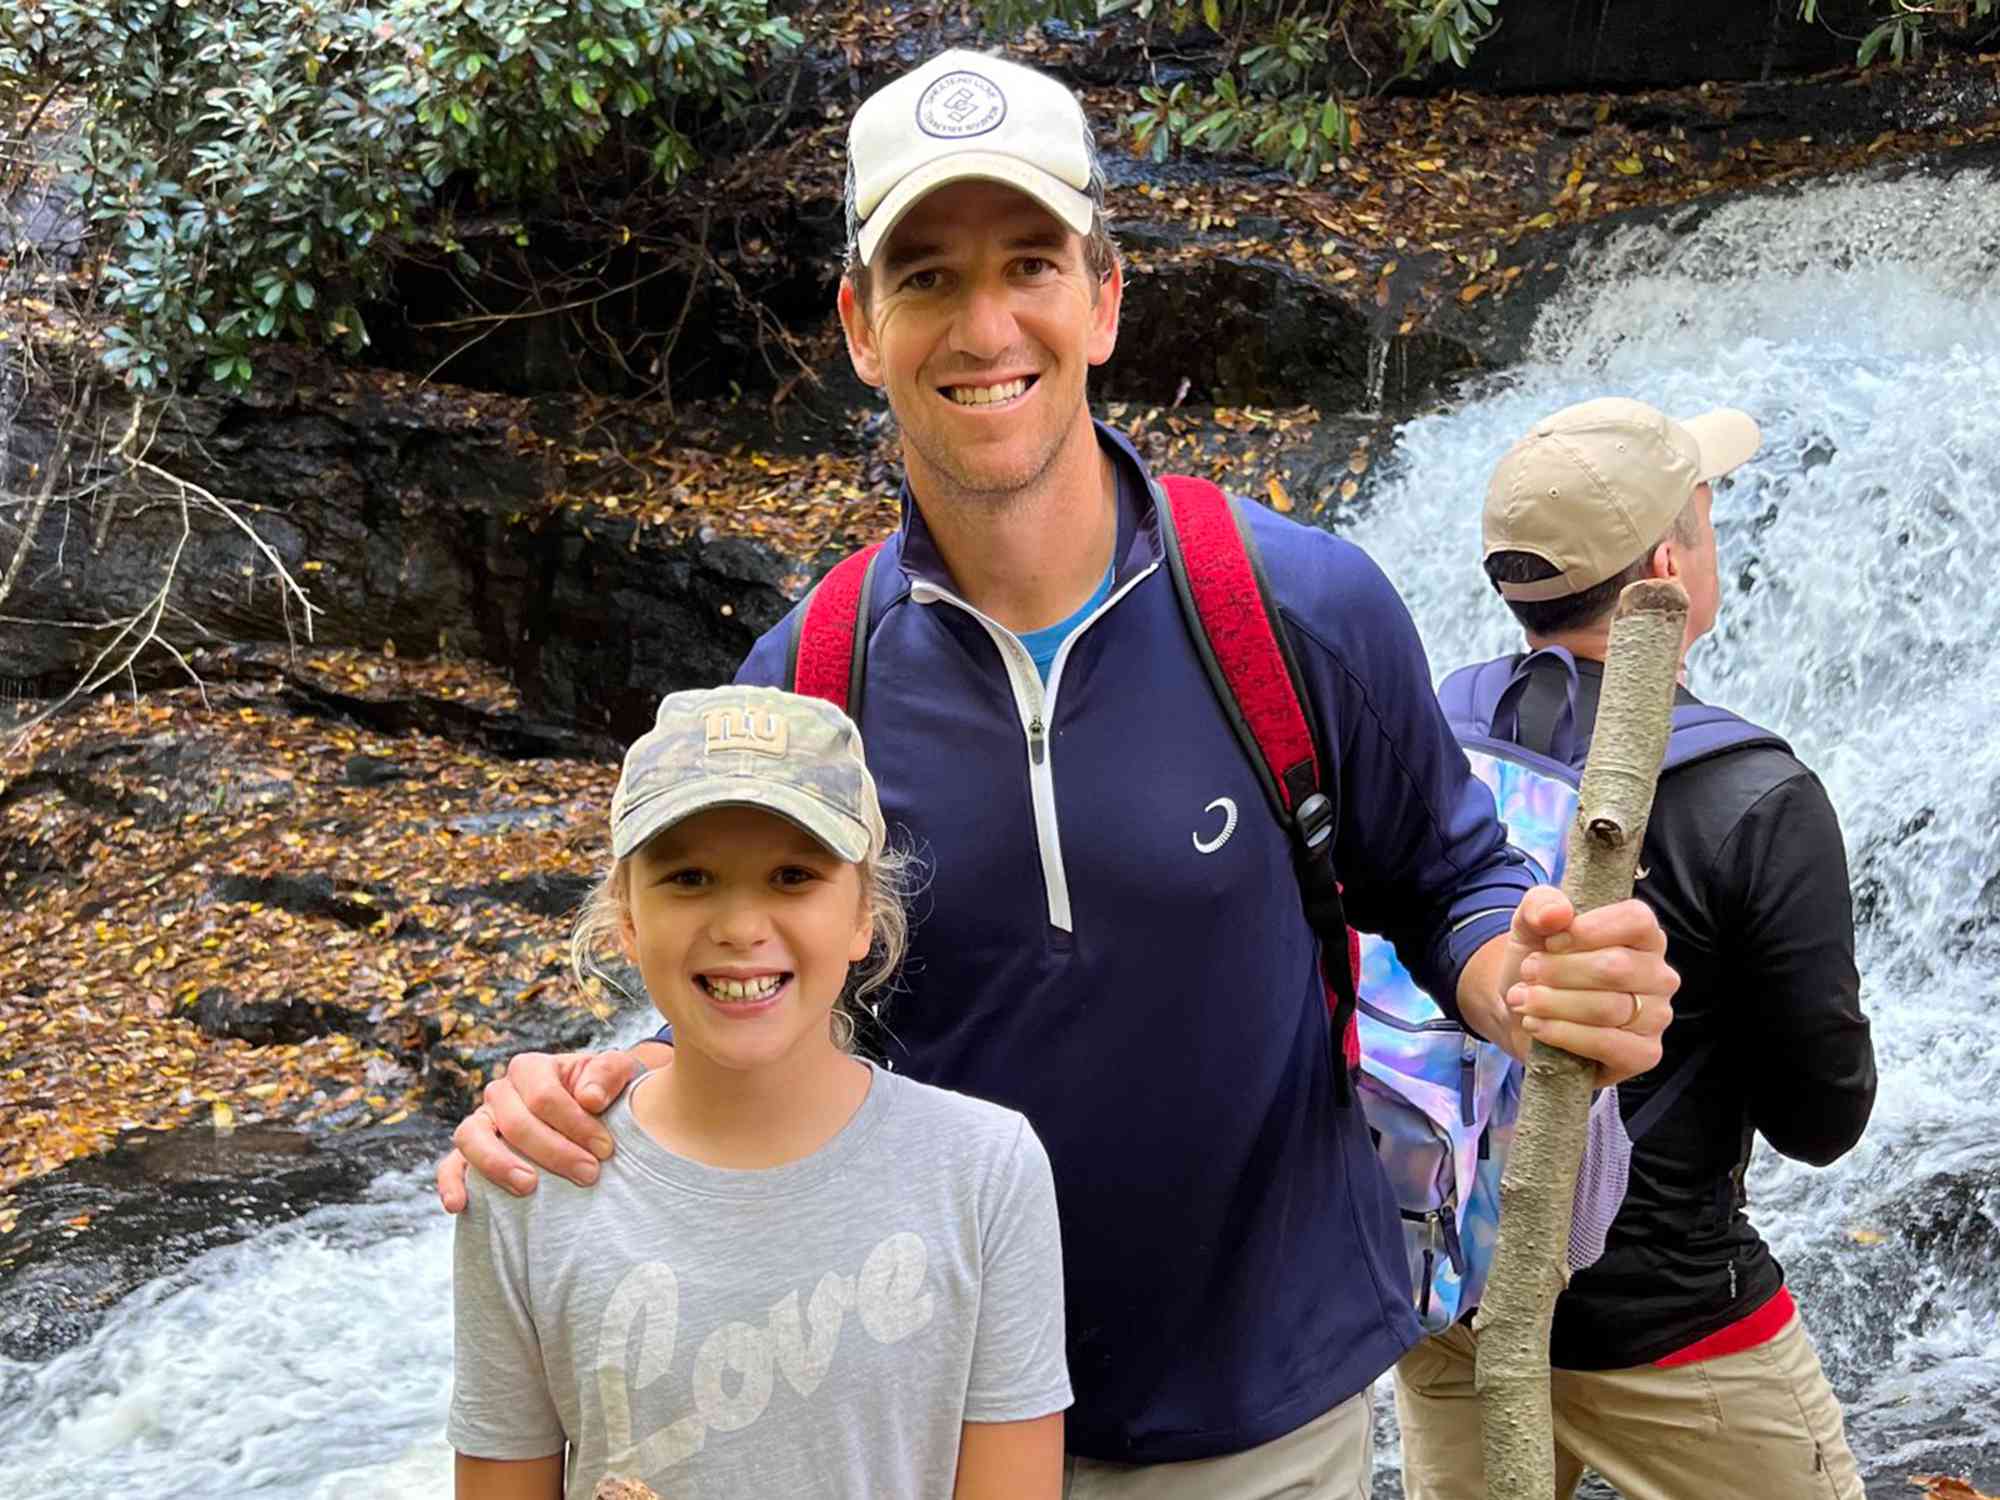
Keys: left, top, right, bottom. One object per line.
{"left": 1490, "top": 648, "right": 1582, "bottom": 763}
{"left": 1511, "top": 661, "right": 1572, "bottom": 760}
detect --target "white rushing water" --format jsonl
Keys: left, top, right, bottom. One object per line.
{"left": 0, "top": 1176, "right": 456, "bottom": 1496}
{"left": 4, "top": 167, "right": 1997, "bottom": 1495}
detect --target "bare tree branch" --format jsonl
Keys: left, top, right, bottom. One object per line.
{"left": 2, "top": 315, "right": 320, "bottom": 750}
{"left": 1476, "top": 580, "right": 1687, "bottom": 1496}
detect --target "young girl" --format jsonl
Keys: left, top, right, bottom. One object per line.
{"left": 450, "top": 686, "right": 1070, "bottom": 1499}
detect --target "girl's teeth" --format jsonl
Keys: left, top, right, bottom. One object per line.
{"left": 708, "top": 975, "right": 782, "bottom": 1001}
{"left": 948, "top": 377, "right": 1028, "bottom": 406}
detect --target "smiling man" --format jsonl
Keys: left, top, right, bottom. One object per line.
{"left": 441, "top": 50, "right": 1684, "bottom": 1497}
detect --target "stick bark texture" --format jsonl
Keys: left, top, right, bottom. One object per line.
{"left": 1476, "top": 579, "right": 1689, "bottom": 1497}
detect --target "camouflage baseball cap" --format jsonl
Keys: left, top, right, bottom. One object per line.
{"left": 611, "top": 686, "right": 885, "bottom": 863}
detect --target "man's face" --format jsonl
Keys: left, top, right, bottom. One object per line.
{"left": 837, "top": 180, "right": 1121, "bottom": 505}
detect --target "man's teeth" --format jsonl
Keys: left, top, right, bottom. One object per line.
{"left": 707, "top": 975, "right": 784, "bottom": 1001}
{"left": 947, "top": 377, "right": 1029, "bottom": 406}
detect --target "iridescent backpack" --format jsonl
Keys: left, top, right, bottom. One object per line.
{"left": 1358, "top": 646, "right": 1785, "bottom": 1331}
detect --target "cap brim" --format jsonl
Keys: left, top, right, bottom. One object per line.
{"left": 614, "top": 775, "right": 872, "bottom": 864}
{"left": 855, "top": 151, "right": 1095, "bottom": 265}
{"left": 1681, "top": 408, "right": 1761, "bottom": 482}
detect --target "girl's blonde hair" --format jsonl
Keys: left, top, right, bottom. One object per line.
{"left": 568, "top": 827, "right": 917, "bottom": 1052}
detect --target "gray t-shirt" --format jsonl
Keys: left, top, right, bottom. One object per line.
{"left": 450, "top": 1063, "right": 1070, "bottom": 1497}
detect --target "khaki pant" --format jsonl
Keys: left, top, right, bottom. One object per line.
{"left": 1393, "top": 1312, "right": 1863, "bottom": 1500}
{"left": 1063, "top": 1389, "right": 1372, "bottom": 1500}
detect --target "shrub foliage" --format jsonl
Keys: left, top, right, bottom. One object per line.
{"left": 1, "top": 0, "right": 1986, "bottom": 394}
{"left": 1, "top": 0, "right": 801, "bottom": 390}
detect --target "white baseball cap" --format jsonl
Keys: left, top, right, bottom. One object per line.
{"left": 847, "top": 49, "right": 1099, "bottom": 267}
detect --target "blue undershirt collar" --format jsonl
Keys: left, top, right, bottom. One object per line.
{"left": 1018, "top": 560, "right": 1115, "bottom": 683}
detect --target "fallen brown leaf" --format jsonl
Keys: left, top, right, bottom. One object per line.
{"left": 1912, "top": 1479, "right": 1999, "bottom": 1500}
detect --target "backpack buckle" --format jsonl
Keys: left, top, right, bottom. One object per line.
{"left": 1293, "top": 790, "right": 1334, "bottom": 856}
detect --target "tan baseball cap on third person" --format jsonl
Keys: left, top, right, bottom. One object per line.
{"left": 1482, "top": 397, "right": 1761, "bottom": 603}
{"left": 846, "top": 48, "right": 1098, "bottom": 266}
{"left": 611, "top": 686, "right": 886, "bottom": 863}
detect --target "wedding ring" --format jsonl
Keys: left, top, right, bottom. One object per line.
{"left": 1622, "top": 991, "right": 1645, "bottom": 1030}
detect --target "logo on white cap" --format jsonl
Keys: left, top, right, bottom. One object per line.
{"left": 916, "top": 71, "right": 1006, "bottom": 139}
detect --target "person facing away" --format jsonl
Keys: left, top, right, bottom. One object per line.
{"left": 1393, "top": 397, "right": 1876, "bottom": 1499}
{"left": 440, "top": 50, "right": 1686, "bottom": 1498}
{"left": 450, "top": 685, "right": 1071, "bottom": 1500}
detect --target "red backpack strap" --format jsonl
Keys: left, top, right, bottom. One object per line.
{"left": 1156, "top": 475, "right": 1363, "bottom": 1093}
{"left": 786, "top": 542, "right": 885, "bottom": 716}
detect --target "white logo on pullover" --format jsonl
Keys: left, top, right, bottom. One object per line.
{"left": 1192, "top": 797, "right": 1238, "bottom": 855}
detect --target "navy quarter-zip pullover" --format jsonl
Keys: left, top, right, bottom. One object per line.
{"left": 735, "top": 423, "right": 1535, "bottom": 1461}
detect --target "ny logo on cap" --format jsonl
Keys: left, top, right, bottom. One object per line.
{"left": 704, "top": 705, "right": 788, "bottom": 758}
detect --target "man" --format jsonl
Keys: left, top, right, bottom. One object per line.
{"left": 1393, "top": 397, "right": 1875, "bottom": 1498}
{"left": 438, "top": 53, "right": 1678, "bottom": 1495}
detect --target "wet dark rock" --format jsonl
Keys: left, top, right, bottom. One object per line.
{"left": 2, "top": 375, "right": 794, "bottom": 741}
{"left": 278, "top": 676, "right": 624, "bottom": 760}
{"left": 181, "top": 984, "right": 376, "bottom": 1050}
{"left": 343, "top": 752, "right": 425, "bottom": 787}
{"left": 0, "top": 738, "right": 198, "bottom": 827}
{"left": 520, "top": 531, "right": 793, "bottom": 739}
{"left": 1109, "top": 239, "right": 1479, "bottom": 411}
{"left": 0, "top": 1120, "right": 448, "bottom": 1362}
{"left": 177, "top": 869, "right": 606, "bottom": 1058}
{"left": 0, "top": 733, "right": 302, "bottom": 911}
{"left": 207, "top": 871, "right": 401, "bottom": 929}
{"left": 424, "top": 995, "right": 612, "bottom": 1120}
{"left": 1892, "top": 1166, "right": 2000, "bottom": 1276}
{"left": 443, "top": 872, "right": 596, "bottom": 920}
{"left": 1447, "top": 0, "right": 1935, "bottom": 94}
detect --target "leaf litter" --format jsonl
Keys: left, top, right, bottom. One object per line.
{"left": 0, "top": 650, "right": 620, "bottom": 1224}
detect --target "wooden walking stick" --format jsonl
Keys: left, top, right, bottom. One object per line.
{"left": 1475, "top": 579, "right": 1687, "bottom": 1497}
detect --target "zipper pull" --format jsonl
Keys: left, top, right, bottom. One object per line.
{"left": 1029, "top": 715, "right": 1046, "bottom": 765}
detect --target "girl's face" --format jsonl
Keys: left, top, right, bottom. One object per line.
{"left": 620, "top": 805, "right": 873, "bottom": 1075}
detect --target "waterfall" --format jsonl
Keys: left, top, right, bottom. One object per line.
{"left": 3, "top": 166, "right": 1997, "bottom": 1495}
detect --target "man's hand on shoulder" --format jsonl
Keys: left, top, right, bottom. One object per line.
{"left": 1460, "top": 885, "right": 1676, "bottom": 1088}
{"left": 434, "top": 1046, "right": 654, "bottom": 1213}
